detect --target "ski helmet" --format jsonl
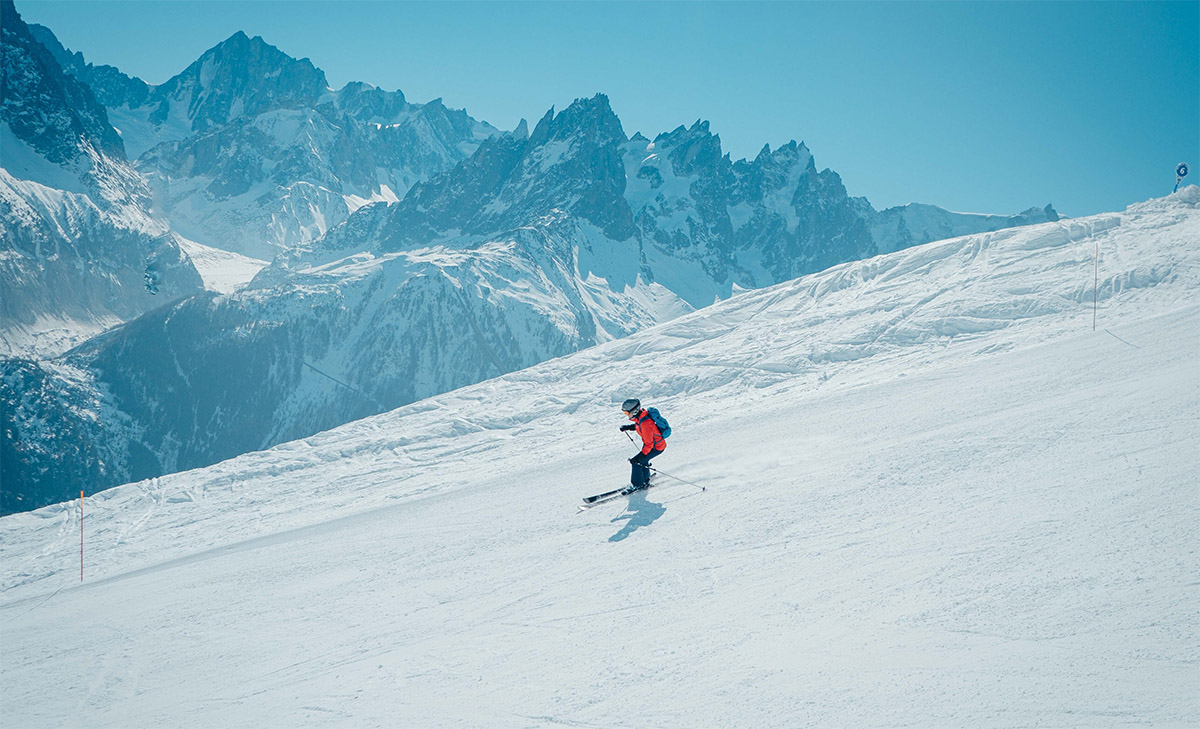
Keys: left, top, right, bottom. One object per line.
{"left": 621, "top": 398, "right": 641, "bottom": 414}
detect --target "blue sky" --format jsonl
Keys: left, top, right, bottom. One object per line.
{"left": 16, "top": 0, "right": 1199, "bottom": 217}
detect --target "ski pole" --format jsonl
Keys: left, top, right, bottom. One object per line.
{"left": 621, "top": 432, "right": 704, "bottom": 492}
{"left": 646, "top": 466, "right": 706, "bottom": 492}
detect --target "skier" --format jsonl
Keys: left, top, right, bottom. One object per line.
{"left": 619, "top": 397, "right": 665, "bottom": 494}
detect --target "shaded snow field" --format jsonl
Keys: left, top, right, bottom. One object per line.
{"left": 174, "top": 235, "right": 269, "bottom": 294}
{"left": 2, "top": 191, "right": 1197, "bottom": 727}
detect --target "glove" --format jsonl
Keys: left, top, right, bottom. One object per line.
{"left": 620, "top": 424, "right": 636, "bottom": 432}
{"left": 629, "top": 453, "right": 645, "bottom": 465}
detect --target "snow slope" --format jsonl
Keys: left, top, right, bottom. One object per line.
{"left": 174, "top": 234, "right": 268, "bottom": 294}
{"left": 1, "top": 190, "right": 1197, "bottom": 727}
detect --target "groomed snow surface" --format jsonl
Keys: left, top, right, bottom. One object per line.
{"left": 2, "top": 191, "right": 1198, "bottom": 728}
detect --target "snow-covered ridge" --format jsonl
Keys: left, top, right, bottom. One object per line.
{"left": 4, "top": 189, "right": 1194, "bottom": 600}
{"left": 0, "top": 168, "right": 185, "bottom": 355}
{"left": 1, "top": 2, "right": 204, "bottom": 357}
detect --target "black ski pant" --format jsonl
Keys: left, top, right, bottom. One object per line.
{"left": 630, "top": 448, "right": 663, "bottom": 489}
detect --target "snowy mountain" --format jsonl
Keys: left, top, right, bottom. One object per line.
{"left": 353, "top": 99, "right": 1059, "bottom": 304}
{"left": 1, "top": 188, "right": 1195, "bottom": 727}
{"left": 35, "top": 24, "right": 501, "bottom": 259}
{"left": 872, "top": 200, "right": 1063, "bottom": 255}
{"left": 34, "top": 18, "right": 1060, "bottom": 271}
{"left": 0, "top": 0, "right": 203, "bottom": 357}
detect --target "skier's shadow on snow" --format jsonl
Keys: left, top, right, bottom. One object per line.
{"left": 608, "top": 490, "right": 665, "bottom": 542}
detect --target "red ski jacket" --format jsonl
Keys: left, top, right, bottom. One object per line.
{"left": 633, "top": 410, "right": 666, "bottom": 455}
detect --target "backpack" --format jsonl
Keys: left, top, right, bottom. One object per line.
{"left": 646, "top": 407, "right": 671, "bottom": 438}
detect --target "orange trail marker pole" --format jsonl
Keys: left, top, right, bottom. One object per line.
{"left": 80, "top": 490, "right": 84, "bottom": 582}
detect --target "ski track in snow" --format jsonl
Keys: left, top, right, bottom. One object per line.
{"left": 1, "top": 191, "right": 1198, "bottom": 727}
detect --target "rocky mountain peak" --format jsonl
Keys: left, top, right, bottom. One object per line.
{"left": 334, "top": 81, "right": 410, "bottom": 123}
{"left": 652, "top": 119, "right": 725, "bottom": 177}
{"left": 155, "top": 31, "right": 329, "bottom": 133}
{"left": 528, "top": 94, "right": 625, "bottom": 151}
{"left": 503, "top": 94, "right": 632, "bottom": 237}
{"left": 527, "top": 106, "right": 556, "bottom": 146}
{"left": 753, "top": 139, "right": 812, "bottom": 168}
{"left": 545, "top": 93, "right": 625, "bottom": 147}
{"left": 25, "top": 22, "right": 82, "bottom": 71}
{"left": 348, "top": 94, "right": 635, "bottom": 251}
{"left": 23, "top": 21, "right": 149, "bottom": 110}
{"left": 1038, "top": 203, "right": 1059, "bottom": 221}
{"left": 0, "top": 0, "right": 125, "bottom": 162}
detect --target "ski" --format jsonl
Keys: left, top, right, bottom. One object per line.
{"left": 581, "top": 487, "right": 625, "bottom": 504}
{"left": 578, "top": 482, "right": 659, "bottom": 511}
{"left": 577, "top": 491, "right": 624, "bottom": 510}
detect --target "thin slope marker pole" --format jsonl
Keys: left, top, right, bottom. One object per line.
{"left": 1093, "top": 238, "right": 1099, "bottom": 331}
{"left": 80, "top": 490, "right": 84, "bottom": 582}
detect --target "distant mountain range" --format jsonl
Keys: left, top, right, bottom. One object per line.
{"left": 29, "top": 22, "right": 499, "bottom": 261}
{"left": 0, "top": 0, "right": 1059, "bottom": 514}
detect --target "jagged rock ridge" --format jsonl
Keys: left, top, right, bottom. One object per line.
{"left": 35, "top": 24, "right": 501, "bottom": 259}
